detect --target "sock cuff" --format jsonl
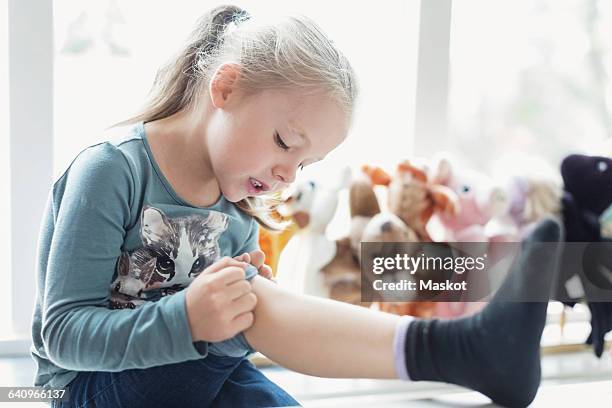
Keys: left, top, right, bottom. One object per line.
{"left": 393, "top": 315, "right": 415, "bottom": 381}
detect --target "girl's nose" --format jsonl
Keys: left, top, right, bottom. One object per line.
{"left": 273, "top": 166, "right": 296, "bottom": 184}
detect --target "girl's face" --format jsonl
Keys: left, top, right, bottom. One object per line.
{"left": 204, "top": 65, "right": 349, "bottom": 203}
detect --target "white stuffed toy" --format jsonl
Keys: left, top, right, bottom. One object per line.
{"left": 276, "top": 168, "right": 352, "bottom": 297}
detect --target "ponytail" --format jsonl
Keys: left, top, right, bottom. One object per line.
{"left": 117, "top": 5, "right": 249, "bottom": 125}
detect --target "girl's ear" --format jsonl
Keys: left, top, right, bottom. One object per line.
{"left": 209, "top": 62, "right": 241, "bottom": 108}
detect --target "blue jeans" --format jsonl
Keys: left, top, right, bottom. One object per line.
{"left": 52, "top": 354, "right": 300, "bottom": 407}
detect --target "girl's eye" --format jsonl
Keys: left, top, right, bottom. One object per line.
{"left": 275, "top": 131, "right": 305, "bottom": 170}
{"left": 274, "top": 131, "right": 290, "bottom": 151}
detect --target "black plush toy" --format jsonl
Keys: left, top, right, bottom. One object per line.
{"left": 561, "top": 154, "right": 612, "bottom": 241}
{"left": 559, "top": 154, "right": 612, "bottom": 357}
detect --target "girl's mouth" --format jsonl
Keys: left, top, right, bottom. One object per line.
{"left": 247, "top": 177, "right": 269, "bottom": 194}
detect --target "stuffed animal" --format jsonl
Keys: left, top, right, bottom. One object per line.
{"left": 320, "top": 170, "right": 419, "bottom": 307}
{"left": 558, "top": 154, "right": 612, "bottom": 357}
{"left": 429, "top": 155, "right": 516, "bottom": 243}
{"left": 347, "top": 170, "right": 385, "bottom": 256}
{"left": 427, "top": 155, "right": 521, "bottom": 317}
{"left": 276, "top": 166, "right": 422, "bottom": 308}
{"left": 491, "top": 154, "right": 563, "bottom": 239}
{"left": 258, "top": 222, "right": 298, "bottom": 278}
{"left": 363, "top": 161, "right": 458, "bottom": 241}
{"left": 601, "top": 203, "right": 612, "bottom": 239}
{"left": 318, "top": 237, "right": 364, "bottom": 305}
{"left": 275, "top": 168, "right": 351, "bottom": 298}
{"left": 256, "top": 191, "right": 300, "bottom": 277}
{"left": 561, "top": 154, "right": 612, "bottom": 242}
{"left": 505, "top": 174, "right": 562, "bottom": 238}
{"left": 339, "top": 163, "right": 456, "bottom": 316}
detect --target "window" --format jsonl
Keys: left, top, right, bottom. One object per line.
{"left": 53, "top": 1, "right": 420, "bottom": 173}
{"left": 449, "top": 0, "right": 611, "bottom": 345}
{"left": 53, "top": 0, "right": 180, "bottom": 176}
{"left": 53, "top": 0, "right": 421, "bottom": 238}
{"left": 448, "top": 0, "right": 612, "bottom": 172}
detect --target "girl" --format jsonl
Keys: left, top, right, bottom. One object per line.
{"left": 32, "top": 5, "right": 563, "bottom": 408}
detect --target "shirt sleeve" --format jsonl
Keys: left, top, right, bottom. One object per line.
{"left": 40, "top": 143, "right": 207, "bottom": 372}
{"left": 236, "top": 218, "right": 260, "bottom": 255}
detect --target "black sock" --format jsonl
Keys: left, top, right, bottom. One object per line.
{"left": 403, "top": 218, "right": 562, "bottom": 408}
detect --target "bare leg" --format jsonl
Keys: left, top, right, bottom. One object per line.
{"left": 243, "top": 275, "right": 400, "bottom": 379}
{"left": 244, "top": 219, "right": 562, "bottom": 408}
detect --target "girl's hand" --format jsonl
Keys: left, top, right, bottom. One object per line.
{"left": 185, "top": 257, "right": 257, "bottom": 343}
{"left": 234, "top": 249, "right": 274, "bottom": 281}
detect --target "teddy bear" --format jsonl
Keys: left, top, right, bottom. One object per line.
{"left": 319, "top": 162, "right": 459, "bottom": 316}
{"left": 319, "top": 169, "right": 418, "bottom": 307}
{"left": 273, "top": 166, "right": 410, "bottom": 308}
{"left": 362, "top": 161, "right": 458, "bottom": 242}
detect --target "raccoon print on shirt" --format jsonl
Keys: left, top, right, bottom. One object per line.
{"left": 109, "top": 205, "right": 229, "bottom": 309}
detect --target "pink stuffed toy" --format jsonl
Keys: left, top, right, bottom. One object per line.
{"left": 429, "top": 155, "right": 517, "bottom": 243}
{"left": 427, "top": 155, "right": 513, "bottom": 317}
{"left": 425, "top": 155, "right": 561, "bottom": 318}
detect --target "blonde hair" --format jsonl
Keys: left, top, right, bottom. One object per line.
{"left": 118, "top": 4, "right": 358, "bottom": 230}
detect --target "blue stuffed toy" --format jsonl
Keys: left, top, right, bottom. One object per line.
{"left": 601, "top": 203, "right": 612, "bottom": 239}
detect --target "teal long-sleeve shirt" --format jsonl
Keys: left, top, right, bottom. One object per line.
{"left": 30, "top": 122, "right": 260, "bottom": 389}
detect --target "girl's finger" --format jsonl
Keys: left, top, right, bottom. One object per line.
{"left": 226, "top": 279, "right": 253, "bottom": 301}
{"left": 234, "top": 253, "right": 250, "bottom": 263}
{"left": 258, "top": 264, "right": 273, "bottom": 280}
{"left": 249, "top": 249, "right": 265, "bottom": 268}
{"left": 231, "top": 292, "right": 258, "bottom": 316}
